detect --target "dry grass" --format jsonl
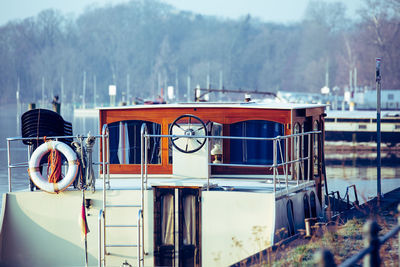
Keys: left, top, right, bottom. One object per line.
{"left": 252, "top": 203, "right": 400, "bottom": 266}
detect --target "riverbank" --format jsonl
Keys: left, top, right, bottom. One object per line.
{"left": 235, "top": 187, "right": 400, "bottom": 266}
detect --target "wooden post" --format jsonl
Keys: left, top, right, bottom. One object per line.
{"left": 305, "top": 218, "right": 316, "bottom": 238}
{"left": 363, "top": 220, "right": 381, "bottom": 267}
{"left": 52, "top": 102, "right": 60, "bottom": 114}
{"left": 314, "top": 248, "right": 336, "bottom": 267}
{"left": 28, "top": 103, "right": 36, "bottom": 110}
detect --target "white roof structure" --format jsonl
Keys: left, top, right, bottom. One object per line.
{"left": 98, "top": 102, "right": 326, "bottom": 111}
{"left": 327, "top": 110, "right": 400, "bottom": 118}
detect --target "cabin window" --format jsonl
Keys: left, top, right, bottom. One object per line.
{"left": 182, "top": 195, "right": 196, "bottom": 245}
{"left": 303, "top": 194, "right": 310, "bottom": 219}
{"left": 108, "top": 120, "right": 161, "bottom": 164}
{"left": 294, "top": 122, "right": 302, "bottom": 179}
{"left": 310, "top": 191, "right": 317, "bottom": 218}
{"left": 313, "top": 121, "right": 319, "bottom": 177}
{"left": 209, "top": 122, "right": 223, "bottom": 164}
{"left": 154, "top": 189, "right": 175, "bottom": 266}
{"left": 287, "top": 200, "right": 295, "bottom": 236}
{"left": 229, "top": 120, "right": 284, "bottom": 165}
{"left": 179, "top": 189, "right": 201, "bottom": 267}
{"left": 161, "top": 194, "right": 175, "bottom": 245}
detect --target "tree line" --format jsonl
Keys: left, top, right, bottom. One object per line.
{"left": 0, "top": 0, "right": 399, "bottom": 105}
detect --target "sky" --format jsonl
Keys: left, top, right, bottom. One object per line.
{"left": 0, "top": 0, "right": 363, "bottom": 26}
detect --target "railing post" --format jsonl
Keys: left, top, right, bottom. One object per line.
{"left": 314, "top": 248, "right": 336, "bottom": 267}
{"left": 7, "top": 139, "right": 12, "bottom": 192}
{"left": 101, "top": 124, "right": 109, "bottom": 264}
{"left": 140, "top": 123, "right": 148, "bottom": 264}
{"left": 291, "top": 135, "right": 295, "bottom": 185}
{"left": 363, "top": 220, "right": 381, "bottom": 267}
{"left": 98, "top": 209, "right": 104, "bottom": 267}
{"left": 138, "top": 209, "right": 142, "bottom": 267}
{"left": 398, "top": 204, "right": 400, "bottom": 267}
{"left": 308, "top": 133, "right": 311, "bottom": 181}
{"left": 353, "top": 185, "right": 359, "bottom": 206}
{"left": 273, "top": 139, "right": 277, "bottom": 192}
{"left": 301, "top": 132, "right": 304, "bottom": 183}
{"left": 285, "top": 137, "right": 288, "bottom": 191}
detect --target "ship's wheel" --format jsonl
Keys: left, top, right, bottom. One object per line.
{"left": 169, "top": 114, "right": 207, "bottom": 153}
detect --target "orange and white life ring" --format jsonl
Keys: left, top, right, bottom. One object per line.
{"left": 29, "top": 141, "right": 78, "bottom": 193}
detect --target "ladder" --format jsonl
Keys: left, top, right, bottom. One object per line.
{"left": 98, "top": 124, "right": 145, "bottom": 267}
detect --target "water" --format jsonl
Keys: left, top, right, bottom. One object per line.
{"left": 326, "top": 150, "right": 400, "bottom": 203}
{"left": 1, "top": 104, "right": 399, "bottom": 203}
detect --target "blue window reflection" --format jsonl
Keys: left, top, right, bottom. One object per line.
{"left": 108, "top": 120, "right": 161, "bottom": 164}
{"left": 229, "top": 120, "right": 284, "bottom": 165}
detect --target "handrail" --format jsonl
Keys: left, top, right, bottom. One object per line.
{"left": 7, "top": 139, "right": 12, "bottom": 192}
{"left": 142, "top": 130, "right": 322, "bottom": 194}
{"left": 137, "top": 209, "right": 143, "bottom": 267}
{"left": 328, "top": 184, "right": 359, "bottom": 215}
{"left": 100, "top": 124, "right": 109, "bottom": 266}
{"left": 6, "top": 134, "right": 104, "bottom": 142}
{"left": 98, "top": 209, "right": 104, "bottom": 267}
{"left": 6, "top": 134, "right": 107, "bottom": 192}
{"left": 139, "top": 123, "right": 147, "bottom": 264}
{"left": 146, "top": 130, "right": 321, "bottom": 140}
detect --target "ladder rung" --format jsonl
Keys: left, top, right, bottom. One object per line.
{"left": 105, "top": 204, "right": 141, "bottom": 208}
{"left": 105, "top": 224, "right": 138, "bottom": 228}
{"left": 106, "top": 244, "right": 138, "bottom": 248}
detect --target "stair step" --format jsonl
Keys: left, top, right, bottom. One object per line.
{"left": 105, "top": 224, "right": 138, "bottom": 228}
{"left": 106, "top": 244, "right": 138, "bottom": 248}
{"left": 105, "top": 204, "right": 141, "bottom": 208}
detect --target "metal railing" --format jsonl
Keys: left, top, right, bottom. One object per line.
{"left": 6, "top": 134, "right": 104, "bottom": 192}
{"left": 100, "top": 124, "right": 109, "bottom": 267}
{"left": 315, "top": 204, "right": 400, "bottom": 267}
{"left": 98, "top": 209, "right": 104, "bottom": 267}
{"left": 99, "top": 124, "right": 145, "bottom": 267}
{"left": 328, "top": 185, "right": 359, "bottom": 215}
{"left": 141, "top": 129, "right": 321, "bottom": 193}
{"left": 98, "top": 208, "right": 143, "bottom": 267}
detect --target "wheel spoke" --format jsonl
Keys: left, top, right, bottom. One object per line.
{"left": 174, "top": 123, "right": 184, "bottom": 131}
{"left": 196, "top": 139, "right": 202, "bottom": 145}
{"left": 172, "top": 137, "right": 180, "bottom": 141}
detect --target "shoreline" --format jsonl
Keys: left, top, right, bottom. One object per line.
{"left": 234, "top": 186, "right": 400, "bottom": 266}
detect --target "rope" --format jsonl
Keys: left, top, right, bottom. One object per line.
{"left": 85, "top": 134, "right": 96, "bottom": 191}
{"left": 47, "top": 145, "right": 63, "bottom": 183}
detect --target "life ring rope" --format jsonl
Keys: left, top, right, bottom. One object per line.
{"left": 47, "top": 147, "right": 62, "bottom": 183}
{"left": 28, "top": 140, "right": 79, "bottom": 194}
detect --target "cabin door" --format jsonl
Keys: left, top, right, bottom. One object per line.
{"left": 154, "top": 187, "right": 201, "bottom": 267}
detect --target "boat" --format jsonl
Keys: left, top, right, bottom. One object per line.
{"left": 325, "top": 110, "right": 400, "bottom": 147}
{"left": 3, "top": 101, "right": 327, "bottom": 266}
